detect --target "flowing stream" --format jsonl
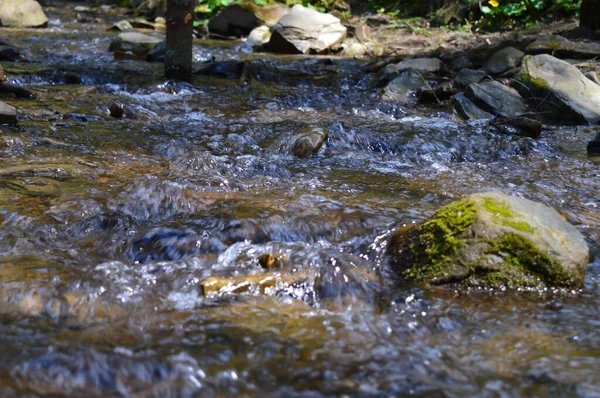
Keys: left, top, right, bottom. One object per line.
{"left": 0, "top": 8, "right": 599, "bottom": 397}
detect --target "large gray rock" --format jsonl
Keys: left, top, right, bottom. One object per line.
{"left": 487, "top": 46, "right": 524, "bottom": 75}
{"left": 265, "top": 5, "right": 346, "bottom": 54}
{"left": 519, "top": 54, "right": 600, "bottom": 124}
{"left": 387, "top": 192, "right": 589, "bottom": 289}
{"left": 525, "top": 35, "right": 600, "bottom": 59}
{"left": 0, "top": 0, "right": 47, "bottom": 28}
{"left": 381, "top": 71, "right": 426, "bottom": 103}
{"left": 108, "top": 32, "right": 162, "bottom": 57}
{"left": 0, "top": 101, "right": 17, "bottom": 124}
{"left": 465, "top": 80, "right": 528, "bottom": 118}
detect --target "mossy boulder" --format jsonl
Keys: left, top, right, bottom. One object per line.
{"left": 387, "top": 192, "right": 589, "bottom": 289}
{"left": 519, "top": 54, "right": 600, "bottom": 124}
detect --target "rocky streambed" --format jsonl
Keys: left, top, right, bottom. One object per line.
{"left": 0, "top": 5, "right": 599, "bottom": 397}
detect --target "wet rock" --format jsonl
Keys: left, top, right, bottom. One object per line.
{"left": 519, "top": 54, "right": 600, "bottom": 124}
{"left": 108, "top": 102, "right": 124, "bottom": 118}
{"left": 107, "top": 20, "right": 132, "bottom": 32}
{"left": 453, "top": 68, "right": 486, "bottom": 89}
{"left": 246, "top": 25, "right": 270, "bottom": 48}
{"left": 265, "top": 5, "right": 346, "bottom": 54}
{"left": 587, "top": 132, "right": 600, "bottom": 155}
{"left": 418, "top": 81, "right": 457, "bottom": 104}
{"left": 258, "top": 253, "right": 286, "bottom": 270}
{"left": 315, "top": 263, "right": 385, "bottom": 311}
{"left": 0, "top": 101, "right": 17, "bottom": 125}
{"left": 0, "top": 45, "right": 20, "bottom": 61}
{"left": 525, "top": 35, "right": 600, "bottom": 59}
{"left": 381, "top": 70, "right": 427, "bottom": 103}
{"left": 194, "top": 59, "right": 245, "bottom": 79}
{"left": 487, "top": 46, "right": 524, "bottom": 75}
{"left": 292, "top": 126, "right": 328, "bottom": 158}
{"left": 493, "top": 116, "right": 543, "bottom": 138}
{"left": 465, "top": 80, "right": 528, "bottom": 118}
{"left": 0, "top": 0, "right": 48, "bottom": 28}
{"left": 0, "top": 82, "right": 34, "bottom": 98}
{"left": 145, "top": 40, "right": 165, "bottom": 62}
{"left": 130, "top": 228, "right": 225, "bottom": 264}
{"left": 108, "top": 102, "right": 136, "bottom": 119}
{"left": 208, "top": 4, "right": 261, "bottom": 37}
{"left": 391, "top": 57, "right": 444, "bottom": 76}
{"left": 108, "top": 31, "right": 162, "bottom": 57}
{"left": 451, "top": 92, "right": 494, "bottom": 120}
{"left": 387, "top": 192, "right": 589, "bottom": 289}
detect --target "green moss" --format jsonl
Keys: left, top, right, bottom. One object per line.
{"left": 481, "top": 233, "right": 574, "bottom": 288}
{"left": 402, "top": 199, "right": 476, "bottom": 281}
{"left": 482, "top": 197, "right": 534, "bottom": 233}
{"left": 522, "top": 74, "right": 551, "bottom": 90}
{"left": 521, "top": 57, "right": 552, "bottom": 90}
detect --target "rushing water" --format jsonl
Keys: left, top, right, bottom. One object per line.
{"left": 0, "top": 8, "right": 599, "bottom": 397}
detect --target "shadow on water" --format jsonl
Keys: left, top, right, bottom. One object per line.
{"left": 0, "top": 6, "right": 599, "bottom": 397}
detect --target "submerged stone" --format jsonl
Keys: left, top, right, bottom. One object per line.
{"left": 387, "top": 192, "right": 589, "bottom": 289}
{"left": 292, "top": 126, "right": 328, "bottom": 158}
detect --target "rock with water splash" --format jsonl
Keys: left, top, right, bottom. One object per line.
{"left": 381, "top": 71, "right": 427, "bottom": 103}
{"left": 0, "top": 0, "right": 47, "bottom": 28}
{"left": 387, "top": 192, "right": 589, "bottom": 289}
{"left": 519, "top": 54, "right": 600, "bottom": 124}
{"left": 265, "top": 5, "right": 346, "bottom": 54}
{"left": 292, "top": 126, "right": 328, "bottom": 158}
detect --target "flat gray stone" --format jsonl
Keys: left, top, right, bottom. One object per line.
{"left": 0, "top": 101, "right": 17, "bottom": 125}
{"left": 487, "top": 46, "right": 524, "bottom": 75}
{"left": 465, "top": 80, "right": 527, "bottom": 118}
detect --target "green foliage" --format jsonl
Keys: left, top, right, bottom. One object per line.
{"left": 479, "top": 0, "right": 581, "bottom": 29}
{"left": 195, "top": 0, "right": 339, "bottom": 20}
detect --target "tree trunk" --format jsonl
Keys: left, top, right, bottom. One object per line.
{"left": 580, "top": 0, "right": 600, "bottom": 31}
{"left": 165, "top": 0, "right": 194, "bottom": 81}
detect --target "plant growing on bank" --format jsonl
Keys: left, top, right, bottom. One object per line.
{"left": 480, "top": 0, "right": 581, "bottom": 28}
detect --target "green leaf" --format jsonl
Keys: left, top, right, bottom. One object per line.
{"left": 481, "top": 5, "right": 492, "bottom": 13}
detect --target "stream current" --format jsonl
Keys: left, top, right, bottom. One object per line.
{"left": 0, "top": 9, "right": 599, "bottom": 397}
